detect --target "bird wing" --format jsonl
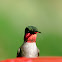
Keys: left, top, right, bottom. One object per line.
{"left": 37, "top": 48, "right": 40, "bottom": 56}
{"left": 17, "top": 48, "right": 22, "bottom": 57}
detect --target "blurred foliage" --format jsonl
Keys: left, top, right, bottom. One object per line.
{"left": 0, "top": 0, "right": 62, "bottom": 60}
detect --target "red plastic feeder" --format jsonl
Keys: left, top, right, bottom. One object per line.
{"left": 1, "top": 57, "right": 62, "bottom": 62}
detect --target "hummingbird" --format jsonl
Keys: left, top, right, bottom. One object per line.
{"left": 17, "top": 26, "right": 41, "bottom": 58}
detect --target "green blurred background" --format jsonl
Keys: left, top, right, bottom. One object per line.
{"left": 0, "top": 0, "right": 62, "bottom": 60}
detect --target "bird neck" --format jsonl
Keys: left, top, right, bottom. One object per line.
{"left": 24, "top": 33, "right": 37, "bottom": 43}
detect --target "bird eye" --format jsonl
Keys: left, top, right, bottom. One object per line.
{"left": 28, "top": 30, "right": 29, "bottom": 33}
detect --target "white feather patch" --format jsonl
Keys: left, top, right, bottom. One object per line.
{"left": 21, "top": 42, "right": 38, "bottom": 58}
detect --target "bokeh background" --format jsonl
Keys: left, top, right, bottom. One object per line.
{"left": 0, "top": 0, "right": 62, "bottom": 60}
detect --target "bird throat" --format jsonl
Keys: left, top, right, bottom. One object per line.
{"left": 24, "top": 33, "right": 37, "bottom": 43}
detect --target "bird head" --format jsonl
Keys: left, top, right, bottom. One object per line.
{"left": 24, "top": 26, "right": 41, "bottom": 43}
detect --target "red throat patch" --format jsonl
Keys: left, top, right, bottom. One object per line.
{"left": 24, "top": 33, "right": 37, "bottom": 43}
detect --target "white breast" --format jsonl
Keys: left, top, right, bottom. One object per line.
{"left": 21, "top": 42, "right": 38, "bottom": 58}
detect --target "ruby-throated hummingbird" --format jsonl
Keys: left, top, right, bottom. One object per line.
{"left": 17, "top": 26, "right": 41, "bottom": 58}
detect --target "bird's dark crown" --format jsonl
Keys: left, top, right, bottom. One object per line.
{"left": 25, "top": 26, "right": 39, "bottom": 34}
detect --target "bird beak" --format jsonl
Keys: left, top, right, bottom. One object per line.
{"left": 37, "top": 31, "right": 41, "bottom": 33}
{"left": 34, "top": 32, "right": 41, "bottom": 34}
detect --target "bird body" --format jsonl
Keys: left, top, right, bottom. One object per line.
{"left": 17, "top": 42, "right": 39, "bottom": 58}
{"left": 17, "top": 26, "right": 41, "bottom": 58}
